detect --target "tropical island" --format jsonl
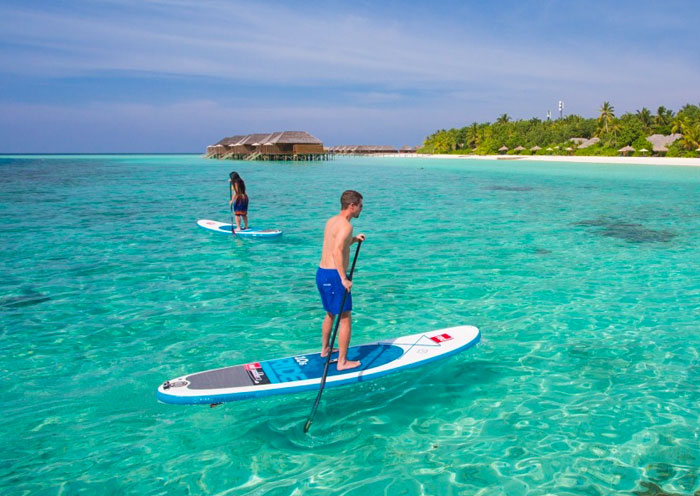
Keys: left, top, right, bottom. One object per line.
{"left": 418, "top": 103, "right": 700, "bottom": 158}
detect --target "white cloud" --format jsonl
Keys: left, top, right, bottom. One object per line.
{"left": 2, "top": 0, "right": 698, "bottom": 90}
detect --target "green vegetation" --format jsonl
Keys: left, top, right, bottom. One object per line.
{"left": 419, "top": 103, "right": 700, "bottom": 158}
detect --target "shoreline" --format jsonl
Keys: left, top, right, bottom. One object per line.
{"left": 369, "top": 153, "right": 700, "bottom": 167}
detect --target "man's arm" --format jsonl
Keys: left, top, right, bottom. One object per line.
{"left": 332, "top": 223, "right": 353, "bottom": 290}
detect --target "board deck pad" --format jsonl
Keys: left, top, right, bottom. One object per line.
{"left": 157, "top": 325, "right": 480, "bottom": 405}
{"left": 197, "top": 219, "right": 282, "bottom": 238}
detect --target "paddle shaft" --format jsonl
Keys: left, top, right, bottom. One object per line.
{"left": 304, "top": 241, "right": 362, "bottom": 433}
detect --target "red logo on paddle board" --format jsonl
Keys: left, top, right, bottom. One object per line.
{"left": 206, "top": 221, "right": 215, "bottom": 225}
{"left": 430, "top": 333, "right": 453, "bottom": 343}
{"left": 244, "top": 363, "right": 270, "bottom": 385}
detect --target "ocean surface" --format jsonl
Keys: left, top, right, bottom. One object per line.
{"left": 1, "top": 154, "right": 699, "bottom": 495}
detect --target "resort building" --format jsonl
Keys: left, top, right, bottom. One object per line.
{"left": 332, "top": 145, "right": 399, "bottom": 155}
{"left": 646, "top": 133, "right": 682, "bottom": 154}
{"left": 206, "top": 131, "right": 328, "bottom": 161}
{"left": 569, "top": 137, "right": 600, "bottom": 149}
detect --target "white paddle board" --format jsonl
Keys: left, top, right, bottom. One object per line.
{"left": 197, "top": 219, "right": 282, "bottom": 238}
{"left": 157, "top": 325, "right": 480, "bottom": 405}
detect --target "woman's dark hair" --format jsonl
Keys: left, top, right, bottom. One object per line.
{"left": 234, "top": 177, "right": 246, "bottom": 196}
{"left": 229, "top": 171, "right": 241, "bottom": 182}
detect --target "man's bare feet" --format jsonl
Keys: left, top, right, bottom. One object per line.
{"left": 336, "top": 360, "right": 361, "bottom": 371}
{"left": 320, "top": 347, "right": 339, "bottom": 358}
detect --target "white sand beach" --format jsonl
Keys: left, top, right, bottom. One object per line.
{"left": 375, "top": 153, "right": 700, "bottom": 167}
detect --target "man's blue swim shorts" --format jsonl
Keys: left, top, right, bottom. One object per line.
{"left": 316, "top": 267, "right": 352, "bottom": 315}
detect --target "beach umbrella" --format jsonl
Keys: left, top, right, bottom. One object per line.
{"left": 546, "top": 147, "right": 553, "bottom": 151}
{"left": 498, "top": 145, "right": 509, "bottom": 152}
{"left": 565, "top": 147, "right": 573, "bottom": 151}
{"left": 618, "top": 145, "right": 635, "bottom": 155}
{"left": 514, "top": 146, "right": 525, "bottom": 151}
{"left": 531, "top": 145, "right": 541, "bottom": 151}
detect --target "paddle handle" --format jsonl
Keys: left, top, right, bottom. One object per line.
{"left": 304, "top": 241, "right": 362, "bottom": 433}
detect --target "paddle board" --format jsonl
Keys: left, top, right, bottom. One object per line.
{"left": 157, "top": 325, "right": 480, "bottom": 405}
{"left": 197, "top": 219, "right": 282, "bottom": 238}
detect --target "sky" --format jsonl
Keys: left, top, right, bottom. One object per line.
{"left": 1, "top": 0, "right": 699, "bottom": 153}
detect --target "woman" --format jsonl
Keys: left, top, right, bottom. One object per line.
{"left": 228, "top": 171, "right": 249, "bottom": 230}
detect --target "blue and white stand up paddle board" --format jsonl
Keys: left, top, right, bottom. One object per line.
{"left": 197, "top": 219, "right": 282, "bottom": 238}
{"left": 157, "top": 325, "right": 480, "bottom": 405}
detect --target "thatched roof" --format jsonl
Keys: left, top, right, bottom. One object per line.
{"left": 240, "top": 134, "right": 272, "bottom": 145}
{"left": 576, "top": 137, "right": 600, "bottom": 149}
{"left": 265, "top": 131, "right": 322, "bottom": 145}
{"left": 400, "top": 145, "right": 417, "bottom": 151}
{"left": 514, "top": 146, "right": 525, "bottom": 151}
{"left": 336, "top": 145, "right": 397, "bottom": 152}
{"left": 646, "top": 133, "right": 681, "bottom": 152}
{"left": 618, "top": 145, "right": 635, "bottom": 152}
{"left": 498, "top": 145, "right": 509, "bottom": 151}
{"left": 530, "top": 145, "right": 541, "bottom": 151}
{"left": 570, "top": 137, "right": 587, "bottom": 144}
{"left": 212, "top": 131, "right": 323, "bottom": 148}
{"left": 219, "top": 135, "right": 247, "bottom": 146}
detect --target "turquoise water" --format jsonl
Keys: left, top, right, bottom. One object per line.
{"left": 1, "top": 154, "right": 699, "bottom": 495}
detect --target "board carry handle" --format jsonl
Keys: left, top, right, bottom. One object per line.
{"left": 304, "top": 240, "right": 362, "bottom": 433}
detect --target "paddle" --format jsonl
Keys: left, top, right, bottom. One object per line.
{"left": 229, "top": 204, "right": 237, "bottom": 237}
{"left": 304, "top": 240, "right": 362, "bottom": 433}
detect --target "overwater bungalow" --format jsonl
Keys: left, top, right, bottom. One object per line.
{"left": 206, "top": 131, "right": 328, "bottom": 161}
{"left": 333, "top": 145, "right": 398, "bottom": 155}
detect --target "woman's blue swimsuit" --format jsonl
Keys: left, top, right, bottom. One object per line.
{"left": 233, "top": 195, "right": 248, "bottom": 215}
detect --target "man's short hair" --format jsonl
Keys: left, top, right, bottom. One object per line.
{"left": 340, "top": 190, "right": 363, "bottom": 209}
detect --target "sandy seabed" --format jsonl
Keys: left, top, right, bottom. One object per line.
{"left": 372, "top": 153, "right": 700, "bottom": 167}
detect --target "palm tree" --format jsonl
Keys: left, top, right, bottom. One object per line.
{"left": 637, "top": 108, "right": 653, "bottom": 131}
{"left": 654, "top": 106, "right": 673, "bottom": 127}
{"left": 678, "top": 123, "right": 700, "bottom": 151}
{"left": 496, "top": 114, "right": 511, "bottom": 125}
{"left": 671, "top": 116, "right": 688, "bottom": 135}
{"left": 598, "top": 102, "right": 615, "bottom": 134}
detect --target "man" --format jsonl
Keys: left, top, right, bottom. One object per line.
{"left": 316, "top": 190, "right": 366, "bottom": 370}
